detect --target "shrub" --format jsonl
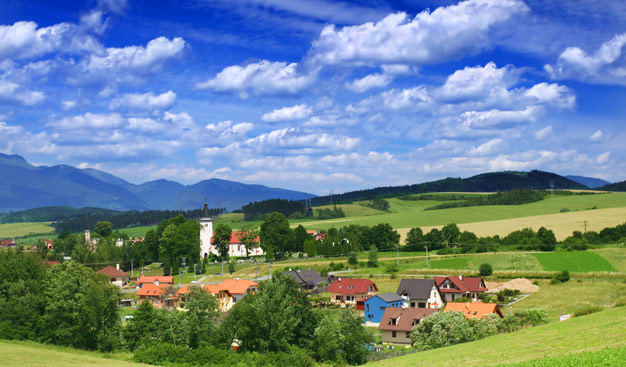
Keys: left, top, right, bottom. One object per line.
{"left": 554, "top": 270, "right": 570, "bottom": 283}
{"left": 453, "top": 297, "right": 472, "bottom": 303}
{"left": 479, "top": 263, "right": 493, "bottom": 276}
{"left": 574, "top": 306, "right": 603, "bottom": 317}
{"left": 384, "top": 263, "right": 398, "bottom": 273}
{"left": 560, "top": 207, "right": 570, "bottom": 213}
{"left": 347, "top": 254, "right": 358, "bottom": 266}
{"left": 411, "top": 311, "right": 475, "bottom": 350}
{"left": 469, "top": 314, "right": 500, "bottom": 339}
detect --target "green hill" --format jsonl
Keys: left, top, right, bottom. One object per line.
{"left": 599, "top": 180, "right": 626, "bottom": 192}
{"left": 369, "top": 306, "right": 626, "bottom": 366}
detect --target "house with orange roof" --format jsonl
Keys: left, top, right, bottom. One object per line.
{"left": 443, "top": 301, "right": 504, "bottom": 319}
{"left": 176, "top": 284, "right": 234, "bottom": 311}
{"left": 219, "top": 279, "right": 258, "bottom": 305}
{"left": 176, "top": 279, "right": 257, "bottom": 311}
{"left": 136, "top": 276, "right": 174, "bottom": 288}
{"left": 328, "top": 278, "right": 377, "bottom": 305}
{"left": 137, "top": 283, "right": 175, "bottom": 308}
{"left": 97, "top": 265, "right": 129, "bottom": 287}
{"left": 434, "top": 275, "right": 488, "bottom": 302}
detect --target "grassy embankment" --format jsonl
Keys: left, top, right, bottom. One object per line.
{"left": 369, "top": 306, "right": 626, "bottom": 367}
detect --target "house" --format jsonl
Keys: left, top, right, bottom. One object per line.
{"left": 396, "top": 279, "right": 443, "bottom": 309}
{"left": 219, "top": 279, "right": 258, "bottom": 304}
{"left": 281, "top": 269, "right": 327, "bottom": 290}
{"left": 364, "top": 293, "right": 405, "bottom": 326}
{"left": 137, "top": 283, "right": 174, "bottom": 308}
{"left": 136, "top": 276, "right": 174, "bottom": 288}
{"left": 443, "top": 301, "right": 504, "bottom": 319}
{"left": 0, "top": 238, "right": 16, "bottom": 247}
{"left": 44, "top": 239, "right": 54, "bottom": 250}
{"left": 434, "top": 275, "right": 488, "bottom": 302}
{"left": 378, "top": 308, "right": 437, "bottom": 345}
{"left": 175, "top": 284, "right": 234, "bottom": 311}
{"left": 97, "top": 265, "right": 130, "bottom": 287}
{"left": 328, "top": 278, "right": 377, "bottom": 305}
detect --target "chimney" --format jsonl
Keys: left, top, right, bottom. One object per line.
{"left": 459, "top": 274, "right": 463, "bottom": 280}
{"left": 116, "top": 263, "right": 120, "bottom": 270}
{"left": 338, "top": 278, "right": 342, "bottom": 282}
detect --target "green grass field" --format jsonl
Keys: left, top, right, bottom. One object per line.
{"left": 504, "top": 345, "right": 626, "bottom": 367}
{"left": 117, "top": 225, "right": 157, "bottom": 238}
{"left": 0, "top": 340, "right": 150, "bottom": 367}
{"left": 532, "top": 251, "right": 615, "bottom": 273}
{"left": 591, "top": 247, "right": 626, "bottom": 272}
{"left": 0, "top": 222, "right": 55, "bottom": 238}
{"left": 369, "top": 306, "right": 626, "bottom": 367}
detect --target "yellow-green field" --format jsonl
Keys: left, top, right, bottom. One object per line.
{"left": 0, "top": 341, "right": 151, "bottom": 367}
{"left": 369, "top": 306, "right": 626, "bottom": 367}
{"left": 0, "top": 222, "right": 55, "bottom": 238}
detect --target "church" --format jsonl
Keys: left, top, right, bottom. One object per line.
{"left": 199, "top": 202, "right": 264, "bottom": 258}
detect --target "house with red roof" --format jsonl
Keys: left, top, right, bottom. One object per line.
{"left": 207, "top": 231, "right": 264, "bottom": 257}
{"left": 136, "top": 276, "right": 174, "bottom": 288}
{"left": 444, "top": 301, "right": 503, "bottom": 319}
{"left": 137, "top": 283, "right": 175, "bottom": 308}
{"left": 434, "top": 275, "right": 488, "bottom": 302}
{"left": 328, "top": 278, "right": 377, "bottom": 305}
{"left": 0, "top": 238, "right": 16, "bottom": 247}
{"left": 97, "top": 265, "right": 130, "bottom": 287}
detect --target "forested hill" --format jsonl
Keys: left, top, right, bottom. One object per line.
{"left": 598, "top": 180, "right": 626, "bottom": 192}
{"left": 309, "top": 170, "right": 588, "bottom": 206}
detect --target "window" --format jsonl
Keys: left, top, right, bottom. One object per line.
{"left": 412, "top": 319, "right": 420, "bottom": 326}
{"left": 406, "top": 332, "right": 411, "bottom": 338}
{"left": 366, "top": 304, "right": 369, "bottom": 312}
{"left": 336, "top": 295, "right": 342, "bottom": 301}
{"left": 410, "top": 302, "right": 415, "bottom": 308}
{"left": 392, "top": 331, "right": 396, "bottom": 338}
{"left": 418, "top": 302, "right": 426, "bottom": 308}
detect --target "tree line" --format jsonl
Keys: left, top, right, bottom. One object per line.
{"left": 0, "top": 251, "right": 371, "bottom": 366}
{"left": 423, "top": 189, "right": 545, "bottom": 210}
{"left": 242, "top": 199, "right": 312, "bottom": 221}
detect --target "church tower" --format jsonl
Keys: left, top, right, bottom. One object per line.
{"left": 199, "top": 200, "right": 214, "bottom": 258}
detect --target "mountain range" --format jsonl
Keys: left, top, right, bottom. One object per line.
{"left": 0, "top": 153, "right": 315, "bottom": 212}
{"left": 564, "top": 175, "right": 612, "bottom": 189}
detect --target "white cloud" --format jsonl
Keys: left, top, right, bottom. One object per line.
{"left": 345, "top": 73, "right": 393, "bottom": 93}
{"left": 534, "top": 126, "right": 553, "bottom": 140}
{"left": 545, "top": 33, "right": 626, "bottom": 85}
{"left": 381, "top": 64, "right": 417, "bottom": 75}
{"left": 195, "top": 60, "right": 315, "bottom": 98}
{"left": 310, "top": 0, "right": 528, "bottom": 65}
{"left": 127, "top": 117, "right": 164, "bottom": 132}
{"left": 457, "top": 107, "right": 539, "bottom": 128}
{"left": 205, "top": 120, "right": 254, "bottom": 137}
{"left": 243, "top": 128, "right": 360, "bottom": 152}
{"left": 49, "top": 112, "right": 123, "bottom": 130}
{"left": 261, "top": 104, "right": 313, "bottom": 122}
{"left": 163, "top": 111, "right": 195, "bottom": 129}
{"left": 109, "top": 90, "right": 177, "bottom": 111}
{"left": 62, "top": 100, "right": 77, "bottom": 110}
{"left": 436, "top": 62, "right": 519, "bottom": 102}
{"left": 470, "top": 138, "right": 503, "bottom": 155}
{"left": 589, "top": 129, "right": 603, "bottom": 142}
{"left": 597, "top": 151, "right": 610, "bottom": 164}
{"left": 524, "top": 82, "right": 575, "bottom": 108}
{"left": 381, "top": 86, "right": 431, "bottom": 109}
{"left": 0, "top": 80, "right": 44, "bottom": 105}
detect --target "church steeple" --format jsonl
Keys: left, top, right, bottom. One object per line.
{"left": 202, "top": 198, "right": 211, "bottom": 219}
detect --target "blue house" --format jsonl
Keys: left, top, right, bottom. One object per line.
{"left": 364, "top": 293, "right": 405, "bottom": 325}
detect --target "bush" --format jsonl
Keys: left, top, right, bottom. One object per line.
{"left": 554, "top": 270, "right": 570, "bottom": 283}
{"left": 347, "top": 254, "right": 358, "bottom": 266}
{"left": 574, "top": 306, "right": 603, "bottom": 317}
{"left": 479, "top": 263, "right": 493, "bottom": 276}
{"left": 384, "top": 263, "right": 398, "bottom": 273}
{"left": 560, "top": 207, "right": 570, "bottom": 212}
{"left": 411, "top": 311, "right": 475, "bottom": 350}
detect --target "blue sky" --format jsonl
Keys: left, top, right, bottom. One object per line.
{"left": 1, "top": 0, "right": 625, "bottom": 195}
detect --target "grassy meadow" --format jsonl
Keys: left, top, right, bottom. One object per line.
{"left": 0, "top": 340, "right": 148, "bottom": 367}
{"left": 0, "top": 221, "right": 55, "bottom": 238}
{"left": 368, "top": 306, "right": 626, "bottom": 367}
{"left": 532, "top": 251, "right": 615, "bottom": 272}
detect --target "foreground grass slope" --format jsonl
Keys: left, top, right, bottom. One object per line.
{"left": 369, "top": 306, "right": 626, "bottom": 367}
{"left": 504, "top": 345, "right": 626, "bottom": 367}
{"left": 0, "top": 341, "right": 152, "bottom": 367}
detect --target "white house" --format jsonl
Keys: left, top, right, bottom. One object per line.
{"left": 396, "top": 279, "right": 443, "bottom": 309}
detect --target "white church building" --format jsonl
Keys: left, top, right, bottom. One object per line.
{"left": 199, "top": 202, "right": 264, "bottom": 258}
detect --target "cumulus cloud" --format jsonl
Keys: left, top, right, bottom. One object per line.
{"left": 109, "top": 90, "right": 177, "bottom": 111}
{"left": 205, "top": 120, "right": 254, "bottom": 137}
{"left": 524, "top": 82, "right": 575, "bottom": 108}
{"left": 470, "top": 138, "right": 503, "bottom": 155}
{"left": 49, "top": 112, "right": 123, "bottom": 130}
{"left": 597, "top": 151, "right": 610, "bottom": 164}
{"left": 534, "top": 126, "right": 553, "bottom": 140}
{"left": 243, "top": 128, "right": 360, "bottom": 153}
{"left": 545, "top": 33, "right": 626, "bottom": 85}
{"left": 195, "top": 60, "right": 315, "bottom": 98}
{"left": 0, "top": 80, "right": 44, "bottom": 105}
{"left": 436, "top": 62, "right": 519, "bottom": 102}
{"left": 309, "top": 0, "right": 528, "bottom": 65}
{"left": 345, "top": 73, "right": 393, "bottom": 93}
{"left": 456, "top": 107, "right": 539, "bottom": 129}
{"left": 380, "top": 86, "right": 431, "bottom": 109}
{"left": 261, "top": 104, "right": 313, "bottom": 122}
{"left": 589, "top": 129, "right": 603, "bottom": 142}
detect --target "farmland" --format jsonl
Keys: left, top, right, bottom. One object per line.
{"left": 369, "top": 306, "right": 626, "bottom": 367}
{"left": 532, "top": 251, "right": 614, "bottom": 272}
{"left": 0, "top": 222, "right": 55, "bottom": 238}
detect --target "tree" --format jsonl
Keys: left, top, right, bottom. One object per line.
{"left": 94, "top": 221, "right": 113, "bottom": 238}
{"left": 347, "top": 253, "right": 358, "bottom": 266}
{"left": 159, "top": 224, "right": 183, "bottom": 275}
{"left": 185, "top": 285, "right": 219, "bottom": 348}
{"left": 260, "top": 212, "right": 294, "bottom": 260}
{"left": 479, "top": 263, "right": 493, "bottom": 276}
{"left": 405, "top": 227, "right": 425, "bottom": 251}
{"left": 367, "top": 245, "right": 378, "bottom": 267}
{"left": 238, "top": 223, "right": 259, "bottom": 257}
{"left": 42, "top": 262, "right": 121, "bottom": 351}
{"left": 369, "top": 223, "right": 400, "bottom": 250}
{"left": 537, "top": 227, "right": 557, "bottom": 251}
{"left": 213, "top": 223, "right": 233, "bottom": 262}
{"left": 411, "top": 311, "right": 475, "bottom": 350}
{"left": 293, "top": 225, "right": 310, "bottom": 253}
{"left": 144, "top": 229, "right": 159, "bottom": 262}
{"left": 221, "top": 274, "right": 317, "bottom": 353}
{"left": 337, "top": 310, "right": 373, "bottom": 365}
{"left": 441, "top": 223, "right": 461, "bottom": 247}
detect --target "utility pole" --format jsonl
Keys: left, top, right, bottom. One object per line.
{"left": 584, "top": 220, "right": 588, "bottom": 234}
{"left": 426, "top": 243, "right": 429, "bottom": 267}
{"left": 396, "top": 245, "right": 399, "bottom": 270}
{"left": 131, "top": 259, "right": 133, "bottom": 278}
{"left": 194, "top": 264, "right": 197, "bottom": 281}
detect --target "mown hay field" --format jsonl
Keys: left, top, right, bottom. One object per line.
{"left": 0, "top": 221, "right": 55, "bottom": 238}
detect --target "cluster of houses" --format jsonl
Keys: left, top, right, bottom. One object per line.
{"left": 327, "top": 274, "right": 499, "bottom": 345}
{"left": 0, "top": 238, "right": 16, "bottom": 247}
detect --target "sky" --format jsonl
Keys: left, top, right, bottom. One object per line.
{"left": 1, "top": 0, "right": 626, "bottom": 195}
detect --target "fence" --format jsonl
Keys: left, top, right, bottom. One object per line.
{"left": 367, "top": 349, "right": 416, "bottom": 362}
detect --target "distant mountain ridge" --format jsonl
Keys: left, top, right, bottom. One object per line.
{"left": 598, "top": 180, "right": 626, "bottom": 192}
{"left": 0, "top": 153, "right": 315, "bottom": 212}
{"left": 309, "top": 170, "right": 589, "bottom": 206}
{"left": 565, "top": 175, "right": 611, "bottom": 189}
